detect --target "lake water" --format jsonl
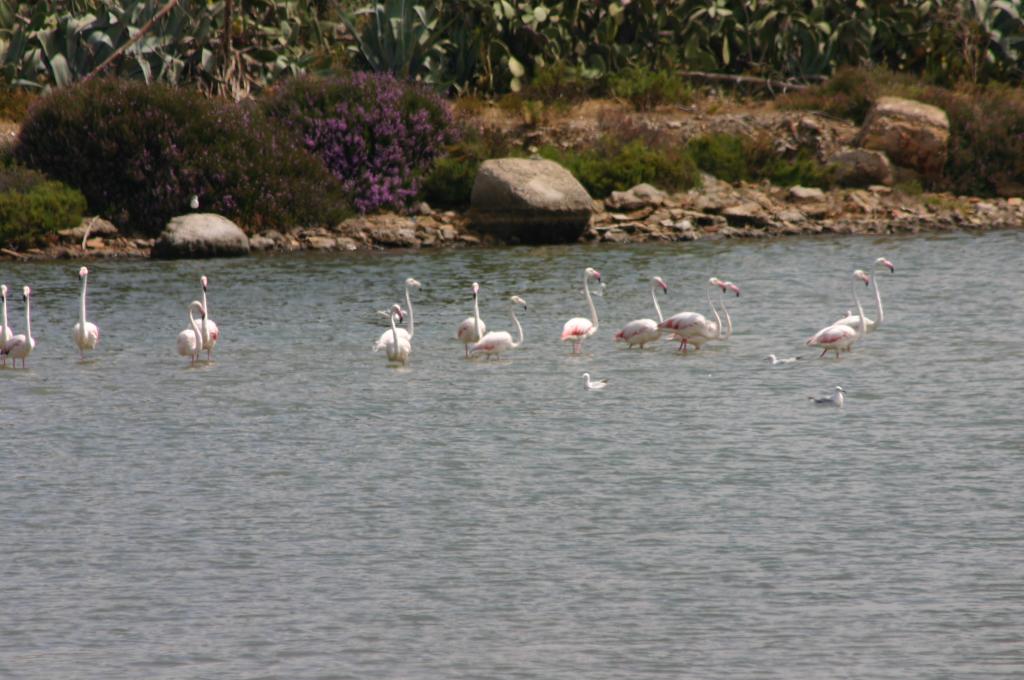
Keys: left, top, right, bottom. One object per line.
{"left": 2, "top": 230, "right": 1022, "bottom": 679}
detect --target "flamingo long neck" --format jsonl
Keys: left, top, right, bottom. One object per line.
{"left": 2, "top": 293, "right": 8, "bottom": 331}
{"left": 717, "top": 290, "right": 733, "bottom": 340}
{"left": 390, "top": 308, "right": 400, "bottom": 346}
{"left": 651, "top": 282, "right": 664, "bottom": 323}
{"left": 472, "top": 293, "right": 482, "bottom": 339}
{"left": 510, "top": 305, "right": 524, "bottom": 348}
{"left": 584, "top": 273, "right": 598, "bottom": 330}
{"left": 872, "top": 261, "right": 885, "bottom": 326}
{"left": 189, "top": 304, "right": 201, "bottom": 346}
{"left": 705, "top": 285, "right": 723, "bottom": 336}
{"left": 24, "top": 295, "right": 31, "bottom": 340}
{"left": 200, "top": 289, "right": 211, "bottom": 339}
{"left": 79, "top": 276, "right": 88, "bottom": 326}
{"left": 405, "top": 284, "right": 415, "bottom": 338}
{"left": 852, "top": 281, "right": 868, "bottom": 341}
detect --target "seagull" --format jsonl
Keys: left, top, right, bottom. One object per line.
{"left": 582, "top": 372, "right": 608, "bottom": 391}
{"left": 189, "top": 194, "right": 199, "bottom": 210}
{"left": 809, "top": 385, "right": 845, "bottom": 407}
{"left": 767, "top": 353, "right": 802, "bottom": 365}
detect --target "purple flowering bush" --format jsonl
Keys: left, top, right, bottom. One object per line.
{"left": 261, "top": 73, "right": 458, "bottom": 213}
{"left": 15, "top": 78, "right": 349, "bottom": 236}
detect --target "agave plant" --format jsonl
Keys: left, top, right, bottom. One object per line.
{"left": 341, "top": 0, "right": 450, "bottom": 81}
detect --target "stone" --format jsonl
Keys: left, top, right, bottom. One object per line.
{"left": 788, "top": 185, "right": 826, "bottom": 203}
{"left": 469, "top": 158, "right": 593, "bottom": 244}
{"left": 58, "top": 216, "right": 119, "bottom": 242}
{"left": 151, "top": 213, "right": 249, "bottom": 259}
{"left": 305, "top": 236, "right": 337, "bottom": 250}
{"left": 830, "top": 148, "right": 894, "bottom": 187}
{"left": 722, "top": 202, "right": 772, "bottom": 228}
{"left": 856, "top": 96, "right": 949, "bottom": 176}
{"left": 249, "top": 234, "right": 275, "bottom": 251}
{"left": 605, "top": 183, "right": 667, "bottom": 210}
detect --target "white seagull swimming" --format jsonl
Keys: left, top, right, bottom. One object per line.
{"left": 766, "top": 353, "right": 801, "bottom": 365}
{"left": 808, "top": 385, "right": 846, "bottom": 407}
{"left": 582, "top": 372, "right": 609, "bottom": 391}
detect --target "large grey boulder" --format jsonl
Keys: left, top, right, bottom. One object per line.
{"left": 152, "top": 213, "right": 250, "bottom": 259}
{"left": 856, "top": 96, "right": 949, "bottom": 176}
{"left": 469, "top": 158, "right": 594, "bottom": 244}
{"left": 829, "top": 148, "right": 894, "bottom": 187}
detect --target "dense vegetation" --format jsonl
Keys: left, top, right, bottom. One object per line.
{"left": 0, "top": 1, "right": 1020, "bottom": 97}
{"left": 0, "top": 165, "right": 86, "bottom": 247}
{"left": 14, "top": 79, "right": 349, "bottom": 236}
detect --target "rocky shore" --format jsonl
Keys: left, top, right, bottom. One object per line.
{"left": 2, "top": 176, "right": 1020, "bottom": 262}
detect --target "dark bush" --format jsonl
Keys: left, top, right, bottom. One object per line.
{"left": 0, "top": 87, "right": 37, "bottom": 122}
{"left": 261, "top": 72, "right": 459, "bottom": 213}
{"left": 419, "top": 125, "right": 517, "bottom": 208}
{"left": 688, "top": 133, "right": 834, "bottom": 188}
{"left": 14, "top": 78, "right": 348, "bottom": 236}
{"left": 0, "top": 166, "right": 86, "bottom": 248}
{"left": 541, "top": 136, "right": 700, "bottom": 198}
{"left": 608, "top": 67, "right": 693, "bottom": 111}
{"left": 522, "top": 61, "right": 601, "bottom": 105}
{"left": 687, "top": 133, "right": 749, "bottom": 183}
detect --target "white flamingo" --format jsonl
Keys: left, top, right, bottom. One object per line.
{"left": 834, "top": 257, "right": 895, "bottom": 332}
{"left": 582, "top": 372, "right": 608, "bottom": 390}
{"left": 806, "top": 270, "right": 870, "bottom": 358}
{"left": 375, "top": 303, "right": 411, "bottom": 365}
{"left": 470, "top": 295, "right": 527, "bottom": 359}
{"left": 176, "top": 300, "right": 205, "bottom": 365}
{"left": 456, "top": 282, "right": 487, "bottom": 357}
{"left": 809, "top": 385, "right": 846, "bottom": 407}
{"left": 561, "top": 267, "right": 601, "bottom": 353}
{"left": 2, "top": 286, "right": 35, "bottom": 368}
{"left": 0, "top": 285, "right": 12, "bottom": 367}
{"left": 614, "top": 276, "right": 668, "bottom": 349}
{"left": 72, "top": 266, "right": 100, "bottom": 359}
{"left": 658, "top": 277, "right": 734, "bottom": 352}
{"left": 376, "top": 277, "right": 421, "bottom": 347}
{"left": 199, "top": 275, "right": 220, "bottom": 360}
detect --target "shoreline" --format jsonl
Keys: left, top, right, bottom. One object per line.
{"left": 3, "top": 175, "right": 1021, "bottom": 261}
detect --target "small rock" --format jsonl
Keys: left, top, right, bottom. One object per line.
{"left": 305, "top": 236, "right": 337, "bottom": 250}
{"left": 152, "top": 213, "right": 250, "bottom": 259}
{"left": 788, "top": 186, "right": 826, "bottom": 203}
{"left": 830, "top": 148, "right": 894, "bottom": 187}
{"left": 249, "top": 235, "right": 275, "bottom": 251}
{"left": 722, "top": 202, "right": 771, "bottom": 228}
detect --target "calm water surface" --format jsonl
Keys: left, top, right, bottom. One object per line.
{"left": 2, "top": 231, "right": 1022, "bottom": 679}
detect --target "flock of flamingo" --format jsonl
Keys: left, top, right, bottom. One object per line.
{"left": 0, "top": 256, "right": 894, "bottom": 399}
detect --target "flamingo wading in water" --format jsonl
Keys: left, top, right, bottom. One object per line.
{"left": 176, "top": 301, "right": 205, "bottom": 365}
{"left": 456, "top": 282, "right": 486, "bottom": 357}
{"left": 658, "top": 277, "right": 736, "bottom": 352}
{"left": 806, "top": 270, "right": 870, "bottom": 358}
{"left": 376, "top": 277, "right": 421, "bottom": 348}
{"left": 199, "top": 276, "right": 220, "bottom": 360}
{"left": 0, "top": 285, "right": 12, "bottom": 367}
{"left": 614, "top": 276, "right": 668, "bottom": 349}
{"left": 72, "top": 266, "right": 100, "bottom": 359}
{"left": 470, "top": 295, "right": 527, "bottom": 359}
{"left": 833, "top": 257, "right": 895, "bottom": 332}
{"left": 1, "top": 286, "right": 34, "bottom": 368}
{"left": 375, "top": 303, "right": 411, "bottom": 365}
{"left": 561, "top": 267, "right": 602, "bottom": 353}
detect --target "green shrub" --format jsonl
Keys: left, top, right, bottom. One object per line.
{"left": 419, "top": 125, "right": 518, "bottom": 208}
{"left": 778, "top": 66, "right": 924, "bottom": 123}
{"left": 608, "top": 67, "right": 693, "bottom": 111}
{"left": 541, "top": 137, "right": 700, "bottom": 198}
{"left": 15, "top": 78, "right": 349, "bottom": 236}
{"left": 688, "top": 133, "right": 834, "bottom": 188}
{"left": 0, "top": 167, "right": 86, "bottom": 248}
{"left": 522, "top": 61, "right": 601, "bottom": 105}
{"left": 687, "top": 133, "right": 749, "bottom": 183}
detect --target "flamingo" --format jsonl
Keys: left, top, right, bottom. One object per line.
{"left": 582, "top": 372, "right": 609, "bottom": 390}
{"left": 375, "top": 303, "right": 411, "bottom": 365}
{"left": 561, "top": 267, "right": 602, "bottom": 353}
{"left": 809, "top": 385, "right": 846, "bottom": 407}
{"left": 2, "top": 286, "right": 35, "bottom": 368}
{"left": 658, "top": 277, "right": 734, "bottom": 352}
{"left": 806, "top": 270, "right": 870, "bottom": 358}
{"left": 176, "top": 300, "right": 205, "bottom": 365}
{"left": 376, "top": 277, "right": 421, "bottom": 348}
{"left": 199, "top": 275, "right": 220, "bottom": 360}
{"left": 614, "top": 276, "right": 668, "bottom": 349}
{"left": 456, "top": 282, "right": 487, "bottom": 357}
{"left": 0, "top": 285, "right": 12, "bottom": 367}
{"left": 470, "top": 295, "right": 527, "bottom": 359}
{"left": 72, "top": 266, "right": 100, "bottom": 359}
{"left": 833, "top": 257, "right": 895, "bottom": 332}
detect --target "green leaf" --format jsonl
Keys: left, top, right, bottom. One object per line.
{"left": 49, "top": 53, "right": 72, "bottom": 87}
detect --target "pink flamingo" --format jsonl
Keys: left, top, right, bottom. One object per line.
{"left": 614, "top": 276, "right": 668, "bottom": 349}
{"left": 455, "top": 282, "right": 487, "bottom": 357}
{"left": 658, "top": 277, "right": 734, "bottom": 352}
{"left": 833, "top": 257, "right": 895, "bottom": 332}
{"left": 807, "top": 270, "right": 870, "bottom": 358}
{"left": 561, "top": 267, "right": 601, "bottom": 353}
{"left": 199, "top": 276, "right": 220, "bottom": 360}
{"left": 72, "top": 266, "right": 100, "bottom": 359}
{"left": 1, "top": 286, "right": 35, "bottom": 368}
{"left": 176, "top": 300, "right": 205, "bottom": 365}
{"left": 0, "top": 284, "right": 12, "bottom": 367}
{"left": 470, "top": 296, "right": 527, "bottom": 359}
